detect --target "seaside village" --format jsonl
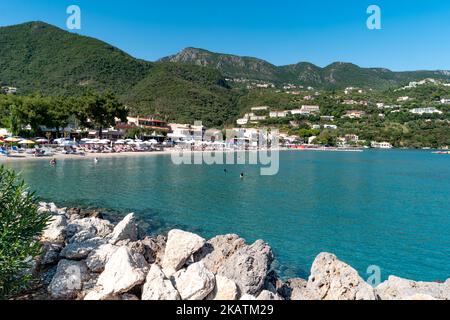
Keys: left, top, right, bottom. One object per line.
{"left": 0, "top": 113, "right": 386, "bottom": 158}
{"left": 1, "top": 79, "right": 450, "bottom": 158}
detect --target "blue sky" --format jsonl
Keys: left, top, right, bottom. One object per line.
{"left": 1, "top": 0, "right": 450, "bottom": 70}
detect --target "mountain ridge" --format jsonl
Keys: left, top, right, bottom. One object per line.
{"left": 161, "top": 47, "right": 450, "bottom": 89}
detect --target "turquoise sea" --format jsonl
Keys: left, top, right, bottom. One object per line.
{"left": 3, "top": 150, "right": 450, "bottom": 282}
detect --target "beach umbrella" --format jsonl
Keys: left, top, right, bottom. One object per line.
{"left": 19, "top": 140, "right": 36, "bottom": 145}
{"left": 35, "top": 138, "right": 49, "bottom": 143}
{"left": 4, "top": 137, "right": 20, "bottom": 143}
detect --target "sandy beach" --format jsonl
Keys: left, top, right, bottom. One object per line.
{"left": 0, "top": 150, "right": 175, "bottom": 162}
{"left": 0, "top": 148, "right": 288, "bottom": 163}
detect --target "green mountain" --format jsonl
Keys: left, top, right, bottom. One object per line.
{"left": 0, "top": 22, "right": 238, "bottom": 126}
{"left": 162, "top": 48, "right": 450, "bottom": 89}
{"left": 0, "top": 21, "right": 152, "bottom": 95}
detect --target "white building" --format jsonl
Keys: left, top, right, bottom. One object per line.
{"left": 312, "top": 124, "right": 321, "bottom": 130}
{"left": 290, "top": 109, "right": 304, "bottom": 115}
{"left": 440, "top": 98, "right": 450, "bottom": 104}
{"left": 1, "top": 86, "right": 17, "bottom": 95}
{"left": 251, "top": 106, "right": 269, "bottom": 111}
{"left": 397, "top": 96, "right": 410, "bottom": 102}
{"left": 290, "top": 105, "right": 321, "bottom": 117}
{"left": 269, "top": 111, "right": 289, "bottom": 118}
{"left": 236, "top": 118, "right": 249, "bottom": 125}
{"left": 168, "top": 123, "right": 205, "bottom": 142}
{"left": 410, "top": 108, "right": 443, "bottom": 115}
{"left": 250, "top": 116, "right": 267, "bottom": 121}
{"left": 371, "top": 141, "right": 393, "bottom": 149}
{"left": 343, "top": 110, "right": 366, "bottom": 119}
{"left": 323, "top": 124, "right": 337, "bottom": 130}
{"left": 345, "top": 134, "right": 359, "bottom": 142}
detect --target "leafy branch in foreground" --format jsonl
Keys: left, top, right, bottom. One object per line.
{"left": 0, "top": 166, "right": 50, "bottom": 299}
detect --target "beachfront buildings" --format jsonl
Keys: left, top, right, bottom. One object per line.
{"left": 168, "top": 123, "right": 205, "bottom": 142}
{"left": 124, "top": 117, "right": 171, "bottom": 132}
{"left": 345, "top": 134, "right": 359, "bottom": 143}
{"left": 440, "top": 98, "right": 450, "bottom": 104}
{"left": 371, "top": 141, "right": 393, "bottom": 149}
{"left": 323, "top": 124, "right": 338, "bottom": 130}
{"left": 410, "top": 107, "right": 443, "bottom": 115}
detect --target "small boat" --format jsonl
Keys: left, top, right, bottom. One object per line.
{"left": 432, "top": 151, "right": 450, "bottom": 155}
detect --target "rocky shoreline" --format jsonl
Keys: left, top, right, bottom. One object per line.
{"left": 20, "top": 202, "right": 450, "bottom": 300}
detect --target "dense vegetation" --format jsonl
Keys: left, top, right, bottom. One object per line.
{"left": 0, "top": 92, "right": 127, "bottom": 138}
{"left": 0, "top": 166, "right": 50, "bottom": 299}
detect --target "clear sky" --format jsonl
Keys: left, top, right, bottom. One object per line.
{"left": 1, "top": 0, "right": 450, "bottom": 71}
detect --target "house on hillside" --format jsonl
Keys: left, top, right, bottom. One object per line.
{"left": 1, "top": 86, "right": 17, "bottom": 95}
{"left": 269, "top": 111, "right": 289, "bottom": 118}
{"left": 343, "top": 110, "right": 366, "bottom": 119}
{"left": 251, "top": 106, "right": 269, "bottom": 111}
{"left": 410, "top": 107, "right": 443, "bottom": 115}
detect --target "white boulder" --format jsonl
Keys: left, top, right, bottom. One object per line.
{"left": 172, "top": 262, "right": 216, "bottom": 300}
{"left": 142, "top": 264, "right": 180, "bottom": 300}
{"left": 375, "top": 276, "right": 450, "bottom": 300}
{"left": 306, "top": 253, "right": 376, "bottom": 300}
{"left": 109, "top": 213, "right": 139, "bottom": 245}
{"left": 206, "top": 275, "right": 238, "bottom": 300}
{"left": 96, "top": 246, "right": 148, "bottom": 296}
{"left": 41, "top": 215, "right": 67, "bottom": 244}
{"left": 161, "top": 229, "right": 206, "bottom": 275}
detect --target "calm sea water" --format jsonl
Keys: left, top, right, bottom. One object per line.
{"left": 3, "top": 150, "right": 450, "bottom": 282}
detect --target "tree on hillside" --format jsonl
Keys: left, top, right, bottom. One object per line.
{"left": 76, "top": 92, "right": 128, "bottom": 138}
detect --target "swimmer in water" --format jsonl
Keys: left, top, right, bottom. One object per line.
{"left": 240, "top": 172, "right": 244, "bottom": 179}
{"left": 50, "top": 158, "right": 57, "bottom": 166}
{"left": 94, "top": 157, "right": 99, "bottom": 164}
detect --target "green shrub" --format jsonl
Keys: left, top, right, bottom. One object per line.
{"left": 0, "top": 166, "right": 50, "bottom": 299}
